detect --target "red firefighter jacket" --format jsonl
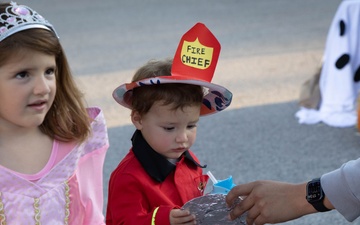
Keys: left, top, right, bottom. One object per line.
{"left": 106, "top": 130, "right": 209, "bottom": 225}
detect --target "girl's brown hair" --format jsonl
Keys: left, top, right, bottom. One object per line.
{"left": 0, "top": 4, "right": 91, "bottom": 142}
{"left": 131, "top": 58, "right": 204, "bottom": 115}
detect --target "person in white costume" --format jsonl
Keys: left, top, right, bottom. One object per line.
{"left": 296, "top": 0, "right": 360, "bottom": 127}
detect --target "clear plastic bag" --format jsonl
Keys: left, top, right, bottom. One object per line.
{"left": 182, "top": 172, "right": 247, "bottom": 224}
{"left": 182, "top": 194, "right": 247, "bottom": 225}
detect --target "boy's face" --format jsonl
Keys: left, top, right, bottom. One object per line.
{"left": 132, "top": 101, "right": 201, "bottom": 160}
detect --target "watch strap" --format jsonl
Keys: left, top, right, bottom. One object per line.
{"left": 311, "top": 198, "right": 331, "bottom": 212}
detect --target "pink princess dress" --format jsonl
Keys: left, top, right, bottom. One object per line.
{"left": 0, "top": 107, "right": 109, "bottom": 225}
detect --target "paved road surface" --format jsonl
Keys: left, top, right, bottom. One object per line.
{"left": 27, "top": 0, "right": 360, "bottom": 224}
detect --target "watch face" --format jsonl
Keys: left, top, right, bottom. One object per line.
{"left": 306, "top": 180, "right": 323, "bottom": 202}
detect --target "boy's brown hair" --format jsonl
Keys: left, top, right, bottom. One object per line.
{"left": 131, "top": 58, "right": 204, "bottom": 115}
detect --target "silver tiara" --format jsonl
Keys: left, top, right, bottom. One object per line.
{"left": 0, "top": 1, "right": 58, "bottom": 42}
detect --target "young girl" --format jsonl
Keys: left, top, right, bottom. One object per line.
{"left": 106, "top": 23, "right": 232, "bottom": 225}
{"left": 0, "top": 2, "right": 109, "bottom": 224}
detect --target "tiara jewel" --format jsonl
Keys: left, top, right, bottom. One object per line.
{"left": 0, "top": 1, "right": 58, "bottom": 42}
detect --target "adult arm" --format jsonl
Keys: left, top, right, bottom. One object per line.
{"left": 322, "top": 158, "right": 360, "bottom": 221}
{"left": 225, "top": 180, "right": 335, "bottom": 225}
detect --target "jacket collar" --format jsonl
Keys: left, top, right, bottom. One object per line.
{"left": 131, "top": 130, "right": 206, "bottom": 182}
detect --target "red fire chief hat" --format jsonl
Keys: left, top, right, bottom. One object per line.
{"left": 112, "top": 22, "right": 232, "bottom": 116}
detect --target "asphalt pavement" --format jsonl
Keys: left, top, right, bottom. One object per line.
{"left": 23, "top": 0, "right": 360, "bottom": 224}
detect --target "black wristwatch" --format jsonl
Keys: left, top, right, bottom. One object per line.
{"left": 306, "top": 178, "right": 331, "bottom": 212}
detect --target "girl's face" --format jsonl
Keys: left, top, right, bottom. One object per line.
{"left": 0, "top": 49, "right": 56, "bottom": 130}
{"left": 132, "top": 102, "right": 201, "bottom": 160}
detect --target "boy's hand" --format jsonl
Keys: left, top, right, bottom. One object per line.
{"left": 170, "top": 209, "right": 196, "bottom": 225}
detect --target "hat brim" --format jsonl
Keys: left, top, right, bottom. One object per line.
{"left": 113, "top": 76, "right": 232, "bottom": 116}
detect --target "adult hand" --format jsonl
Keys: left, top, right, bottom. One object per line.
{"left": 225, "top": 180, "right": 315, "bottom": 225}
{"left": 170, "top": 209, "right": 196, "bottom": 225}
